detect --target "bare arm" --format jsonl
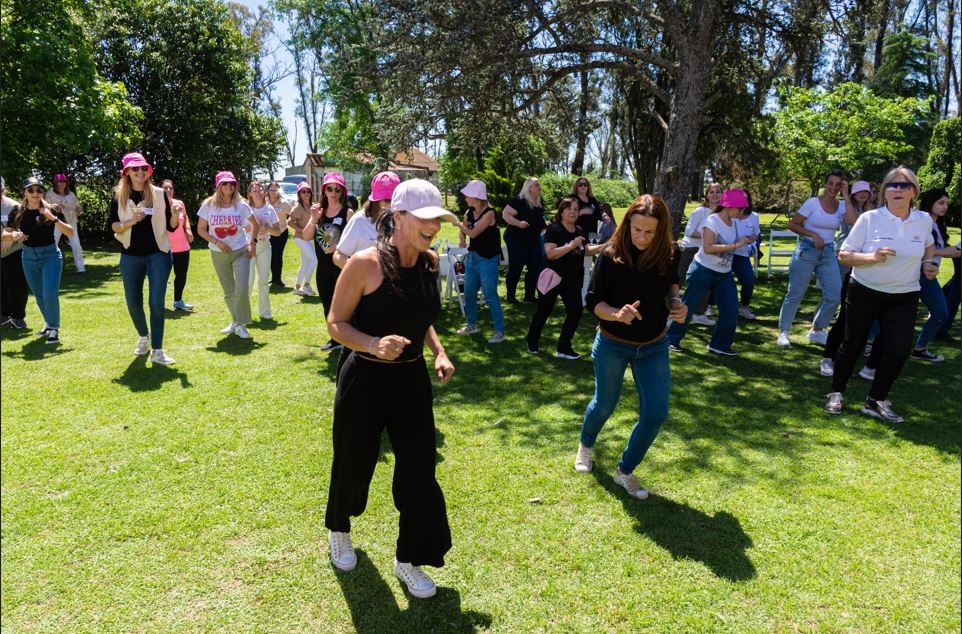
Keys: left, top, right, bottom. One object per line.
{"left": 458, "top": 209, "right": 495, "bottom": 239}
{"left": 702, "top": 227, "right": 752, "bottom": 255}
{"left": 787, "top": 212, "right": 825, "bottom": 249}
{"left": 544, "top": 238, "right": 584, "bottom": 260}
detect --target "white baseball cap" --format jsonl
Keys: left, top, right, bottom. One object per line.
{"left": 391, "top": 179, "right": 458, "bottom": 223}
{"left": 460, "top": 179, "right": 488, "bottom": 200}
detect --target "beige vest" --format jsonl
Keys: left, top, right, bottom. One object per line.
{"left": 114, "top": 186, "right": 171, "bottom": 252}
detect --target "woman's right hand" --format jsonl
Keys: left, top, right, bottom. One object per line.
{"left": 131, "top": 210, "right": 146, "bottom": 224}
{"left": 612, "top": 301, "right": 642, "bottom": 324}
{"left": 373, "top": 334, "right": 411, "bottom": 361}
{"left": 217, "top": 240, "right": 232, "bottom": 253}
{"left": 519, "top": 220, "right": 530, "bottom": 229}
{"left": 872, "top": 247, "right": 896, "bottom": 263}
{"left": 809, "top": 234, "right": 825, "bottom": 250}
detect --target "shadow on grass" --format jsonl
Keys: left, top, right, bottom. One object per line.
{"left": 333, "top": 550, "right": 492, "bottom": 633}
{"left": 112, "top": 356, "right": 191, "bottom": 391}
{"left": 250, "top": 318, "right": 285, "bottom": 331}
{"left": 1, "top": 336, "right": 73, "bottom": 360}
{"left": 593, "top": 472, "right": 756, "bottom": 581}
{"left": 205, "top": 337, "right": 267, "bottom": 355}
{"left": 58, "top": 262, "right": 118, "bottom": 298}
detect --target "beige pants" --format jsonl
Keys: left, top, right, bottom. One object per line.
{"left": 248, "top": 239, "right": 272, "bottom": 318}
{"left": 211, "top": 247, "right": 252, "bottom": 325}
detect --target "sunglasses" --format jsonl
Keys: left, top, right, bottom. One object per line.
{"left": 25, "top": 187, "right": 44, "bottom": 194}
{"left": 299, "top": 189, "right": 312, "bottom": 195}
{"left": 219, "top": 182, "right": 236, "bottom": 188}
{"left": 885, "top": 182, "right": 913, "bottom": 191}
{"left": 577, "top": 182, "right": 588, "bottom": 187}
{"left": 325, "top": 185, "right": 342, "bottom": 193}
{"left": 127, "top": 166, "right": 149, "bottom": 173}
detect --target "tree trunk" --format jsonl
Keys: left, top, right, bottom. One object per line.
{"left": 571, "top": 67, "right": 590, "bottom": 175}
{"left": 873, "top": 0, "right": 891, "bottom": 74}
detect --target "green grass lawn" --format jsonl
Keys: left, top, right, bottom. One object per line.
{"left": 2, "top": 238, "right": 959, "bottom": 632}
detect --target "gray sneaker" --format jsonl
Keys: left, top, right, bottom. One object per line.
{"left": 824, "top": 392, "right": 844, "bottom": 415}
{"left": 862, "top": 399, "right": 904, "bottom": 423}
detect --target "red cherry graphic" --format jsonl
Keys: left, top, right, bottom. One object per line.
{"left": 214, "top": 226, "right": 230, "bottom": 238}
{"left": 226, "top": 225, "right": 238, "bottom": 236}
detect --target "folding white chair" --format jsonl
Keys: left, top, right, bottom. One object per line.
{"left": 443, "top": 247, "right": 469, "bottom": 315}
{"left": 766, "top": 230, "right": 799, "bottom": 278}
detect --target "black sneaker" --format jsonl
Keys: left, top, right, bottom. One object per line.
{"left": 707, "top": 345, "right": 737, "bottom": 357}
{"left": 911, "top": 348, "right": 944, "bottom": 362}
{"left": 555, "top": 347, "right": 581, "bottom": 360}
{"left": 46, "top": 329, "right": 60, "bottom": 345}
{"left": 10, "top": 319, "right": 26, "bottom": 329}
{"left": 36, "top": 327, "right": 51, "bottom": 337}
{"left": 526, "top": 343, "right": 540, "bottom": 355}
{"left": 522, "top": 297, "right": 538, "bottom": 304}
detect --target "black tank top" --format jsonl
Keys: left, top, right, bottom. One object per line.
{"left": 353, "top": 258, "right": 440, "bottom": 361}
{"left": 466, "top": 207, "right": 501, "bottom": 258}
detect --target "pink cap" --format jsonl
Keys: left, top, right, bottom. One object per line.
{"left": 296, "top": 181, "right": 313, "bottom": 194}
{"left": 214, "top": 171, "right": 237, "bottom": 187}
{"left": 391, "top": 178, "right": 459, "bottom": 224}
{"left": 719, "top": 188, "right": 749, "bottom": 208}
{"left": 851, "top": 180, "right": 871, "bottom": 195}
{"left": 120, "top": 152, "right": 153, "bottom": 176}
{"left": 322, "top": 172, "right": 346, "bottom": 190}
{"left": 369, "top": 171, "right": 400, "bottom": 202}
{"left": 53, "top": 173, "right": 68, "bottom": 182}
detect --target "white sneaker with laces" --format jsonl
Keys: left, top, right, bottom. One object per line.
{"left": 807, "top": 329, "right": 828, "bottom": 345}
{"left": 776, "top": 331, "right": 791, "bottom": 347}
{"left": 134, "top": 334, "right": 150, "bottom": 356}
{"left": 819, "top": 358, "right": 834, "bottom": 377}
{"left": 738, "top": 306, "right": 756, "bottom": 320}
{"left": 574, "top": 443, "right": 593, "bottom": 473}
{"left": 862, "top": 399, "right": 904, "bottom": 423}
{"left": 858, "top": 366, "right": 876, "bottom": 381}
{"left": 328, "top": 531, "right": 357, "bottom": 571}
{"left": 149, "top": 349, "right": 176, "bottom": 365}
{"left": 302, "top": 283, "right": 318, "bottom": 296}
{"left": 456, "top": 324, "right": 479, "bottom": 335}
{"left": 613, "top": 467, "right": 649, "bottom": 500}
{"left": 690, "top": 313, "right": 715, "bottom": 326}
{"left": 394, "top": 559, "right": 437, "bottom": 598}
{"left": 220, "top": 322, "right": 237, "bottom": 335}
{"left": 234, "top": 325, "right": 252, "bottom": 339}
{"left": 824, "top": 391, "right": 844, "bottom": 414}
{"left": 487, "top": 331, "right": 506, "bottom": 344}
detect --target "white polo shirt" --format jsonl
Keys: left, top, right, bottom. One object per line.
{"left": 679, "top": 206, "right": 712, "bottom": 249}
{"left": 841, "top": 206, "right": 934, "bottom": 294}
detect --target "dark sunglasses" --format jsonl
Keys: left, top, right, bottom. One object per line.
{"left": 25, "top": 187, "right": 44, "bottom": 194}
{"left": 885, "top": 181, "right": 913, "bottom": 191}
{"left": 576, "top": 181, "right": 588, "bottom": 187}
{"left": 299, "top": 189, "right": 312, "bottom": 195}
{"left": 325, "top": 185, "right": 342, "bottom": 193}
{"left": 127, "top": 166, "right": 149, "bottom": 173}
{"left": 219, "top": 182, "right": 236, "bottom": 188}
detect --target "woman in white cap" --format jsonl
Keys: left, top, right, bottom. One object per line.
{"left": 665, "top": 188, "right": 756, "bottom": 356}
{"left": 162, "top": 179, "right": 195, "bottom": 311}
{"left": 109, "top": 153, "right": 180, "bottom": 362}
{"left": 455, "top": 179, "right": 505, "bottom": 343}
{"left": 289, "top": 181, "right": 318, "bottom": 296}
{"left": 0, "top": 177, "right": 29, "bottom": 330}
{"left": 333, "top": 171, "right": 400, "bottom": 268}
{"left": 45, "top": 173, "right": 85, "bottom": 273}
{"left": 324, "top": 178, "right": 456, "bottom": 600}
{"left": 197, "top": 171, "right": 258, "bottom": 339}
{"left": 305, "top": 171, "right": 354, "bottom": 351}
{"left": 6, "top": 177, "right": 72, "bottom": 344}
{"left": 245, "top": 180, "right": 281, "bottom": 320}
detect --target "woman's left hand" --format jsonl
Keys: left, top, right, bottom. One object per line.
{"left": 668, "top": 301, "right": 688, "bottom": 324}
{"left": 435, "top": 352, "right": 455, "bottom": 384}
{"left": 40, "top": 208, "right": 58, "bottom": 222}
{"left": 922, "top": 262, "right": 939, "bottom": 280}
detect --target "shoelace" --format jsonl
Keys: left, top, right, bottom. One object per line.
{"left": 576, "top": 446, "right": 591, "bottom": 466}
{"left": 331, "top": 534, "right": 353, "bottom": 560}
{"left": 400, "top": 564, "right": 433, "bottom": 588}
{"left": 619, "top": 472, "right": 642, "bottom": 493}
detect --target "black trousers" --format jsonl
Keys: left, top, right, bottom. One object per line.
{"left": 823, "top": 269, "right": 851, "bottom": 360}
{"left": 315, "top": 251, "right": 340, "bottom": 318}
{"left": 325, "top": 352, "right": 451, "bottom": 567}
{"left": 269, "top": 229, "right": 288, "bottom": 284}
{"left": 1, "top": 252, "right": 28, "bottom": 319}
{"left": 504, "top": 233, "right": 542, "bottom": 301}
{"left": 831, "top": 280, "right": 919, "bottom": 401}
{"left": 171, "top": 250, "right": 190, "bottom": 302}
{"left": 526, "top": 277, "right": 583, "bottom": 351}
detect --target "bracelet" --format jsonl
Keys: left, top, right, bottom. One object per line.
{"left": 921, "top": 260, "right": 935, "bottom": 265}
{"left": 367, "top": 336, "right": 380, "bottom": 356}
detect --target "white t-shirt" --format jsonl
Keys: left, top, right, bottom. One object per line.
{"left": 796, "top": 196, "right": 846, "bottom": 245}
{"left": 841, "top": 206, "right": 934, "bottom": 294}
{"left": 732, "top": 212, "right": 760, "bottom": 257}
{"left": 248, "top": 204, "right": 279, "bottom": 241}
{"left": 679, "top": 206, "right": 712, "bottom": 249}
{"left": 336, "top": 212, "right": 377, "bottom": 259}
{"left": 694, "top": 213, "right": 738, "bottom": 273}
{"left": 198, "top": 201, "right": 253, "bottom": 252}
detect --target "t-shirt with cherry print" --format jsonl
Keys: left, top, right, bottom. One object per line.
{"left": 199, "top": 201, "right": 253, "bottom": 252}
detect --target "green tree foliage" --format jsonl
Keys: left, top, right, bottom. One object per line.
{"left": 772, "top": 83, "right": 927, "bottom": 195}
{"left": 0, "top": 0, "right": 142, "bottom": 182}
{"left": 90, "top": 0, "right": 285, "bottom": 209}
{"left": 918, "top": 116, "right": 961, "bottom": 223}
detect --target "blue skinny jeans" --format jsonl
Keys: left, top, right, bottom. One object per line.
{"left": 463, "top": 251, "right": 504, "bottom": 333}
{"left": 21, "top": 244, "right": 63, "bottom": 329}
{"left": 120, "top": 250, "right": 172, "bottom": 349}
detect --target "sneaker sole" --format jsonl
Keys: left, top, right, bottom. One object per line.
{"left": 860, "top": 407, "right": 903, "bottom": 423}
{"left": 330, "top": 555, "right": 357, "bottom": 572}
{"left": 819, "top": 368, "right": 834, "bottom": 377}
{"left": 707, "top": 346, "right": 736, "bottom": 356}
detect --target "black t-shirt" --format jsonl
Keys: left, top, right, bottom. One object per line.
{"left": 314, "top": 205, "right": 351, "bottom": 259}
{"left": 109, "top": 190, "right": 175, "bottom": 256}
{"left": 575, "top": 196, "right": 601, "bottom": 237}
{"left": 9, "top": 206, "right": 67, "bottom": 247}
{"left": 466, "top": 207, "right": 501, "bottom": 258}
{"left": 543, "top": 222, "right": 585, "bottom": 280}
{"left": 585, "top": 249, "right": 681, "bottom": 343}
{"left": 504, "top": 197, "right": 546, "bottom": 243}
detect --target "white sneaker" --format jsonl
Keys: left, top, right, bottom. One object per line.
{"left": 776, "top": 331, "right": 791, "bottom": 347}
{"left": 301, "top": 283, "right": 318, "bottom": 296}
{"left": 328, "top": 531, "right": 357, "bottom": 571}
{"left": 613, "top": 467, "right": 648, "bottom": 499}
{"left": 807, "top": 329, "right": 828, "bottom": 345}
{"left": 690, "top": 313, "right": 715, "bottom": 326}
{"left": 704, "top": 306, "right": 714, "bottom": 318}
{"left": 819, "top": 358, "right": 834, "bottom": 377}
{"left": 858, "top": 366, "right": 876, "bottom": 381}
{"left": 394, "top": 559, "right": 437, "bottom": 598}
{"left": 574, "top": 443, "right": 593, "bottom": 473}
{"left": 824, "top": 391, "right": 844, "bottom": 414}
{"left": 134, "top": 334, "right": 150, "bottom": 356}
{"left": 148, "top": 349, "right": 175, "bottom": 365}
{"left": 738, "top": 306, "right": 756, "bottom": 320}
{"left": 220, "top": 322, "right": 237, "bottom": 334}
{"left": 293, "top": 285, "right": 305, "bottom": 296}
{"left": 234, "top": 325, "right": 252, "bottom": 339}
{"left": 456, "top": 324, "right": 479, "bottom": 335}
{"left": 487, "top": 331, "right": 506, "bottom": 344}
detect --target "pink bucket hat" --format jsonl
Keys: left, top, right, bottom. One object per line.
{"left": 322, "top": 172, "right": 346, "bottom": 190}
{"left": 53, "top": 173, "right": 68, "bottom": 182}
{"left": 460, "top": 180, "right": 487, "bottom": 200}
{"left": 120, "top": 152, "right": 153, "bottom": 176}
{"left": 719, "top": 188, "right": 749, "bottom": 208}
{"left": 296, "top": 181, "right": 313, "bottom": 194}
{"left": 851, "top": 180, "right": 871, "bottom": 195}
{"left": 369, "top": 171, "right": 401, "bottom": 202}
{"left": 214, "top": 171, "right": 237, "bottom": 187}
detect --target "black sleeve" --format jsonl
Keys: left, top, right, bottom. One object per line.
{"left": 544, "top": 223, "right": 562, "bottom": 245}
{"left": 54, "top": 209, "right": 66, "bottom": 222}
{"left": 584, "top": 252, "right": 612, "bottom": 313}
{"left": 6, "top": 206, "right": 20, "bottom": 229}
{"left": 108, "top": 197, "right": 120, "bottom": 225}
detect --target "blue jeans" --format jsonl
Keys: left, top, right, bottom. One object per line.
{"left": 915, "top": 274, "right": 949, "bottom": 349}
{"left": 731, "top": 254, "right": 755, "bottom": 307}
{"left": 937, "top": 257, "right": 960, "bottom": 338}
{"left": 463, "top": 251, "right": 504, "bottom": 333}
{"left": 120, "top": 251, "right": 172, "bottom": 349}
{"left": 504, "top": 233, "right": 543, "bottom": 301}
{"left": 778, "top": 239, "right": 841, "bottom": 331}
{"left": 21, "top": 244, "right": 63, "bottom": 329}
{"left": 580, "top": 332, "right": 670, "bottom": 474}
{"left": 665, "top": 261, "right": 738, "bottom": 351}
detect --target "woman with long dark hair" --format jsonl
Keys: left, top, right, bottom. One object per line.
{"left": 575, "top": 195, "right": 686, "bottom": 500}
{"left": 909, "top": 188, "right": 958, "bottom": 361}
{"left": 289, "top": 182, "right": 317, "bottom": 296}
{"left": 324, "top": 179, "right": 456, "bottom": 599}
